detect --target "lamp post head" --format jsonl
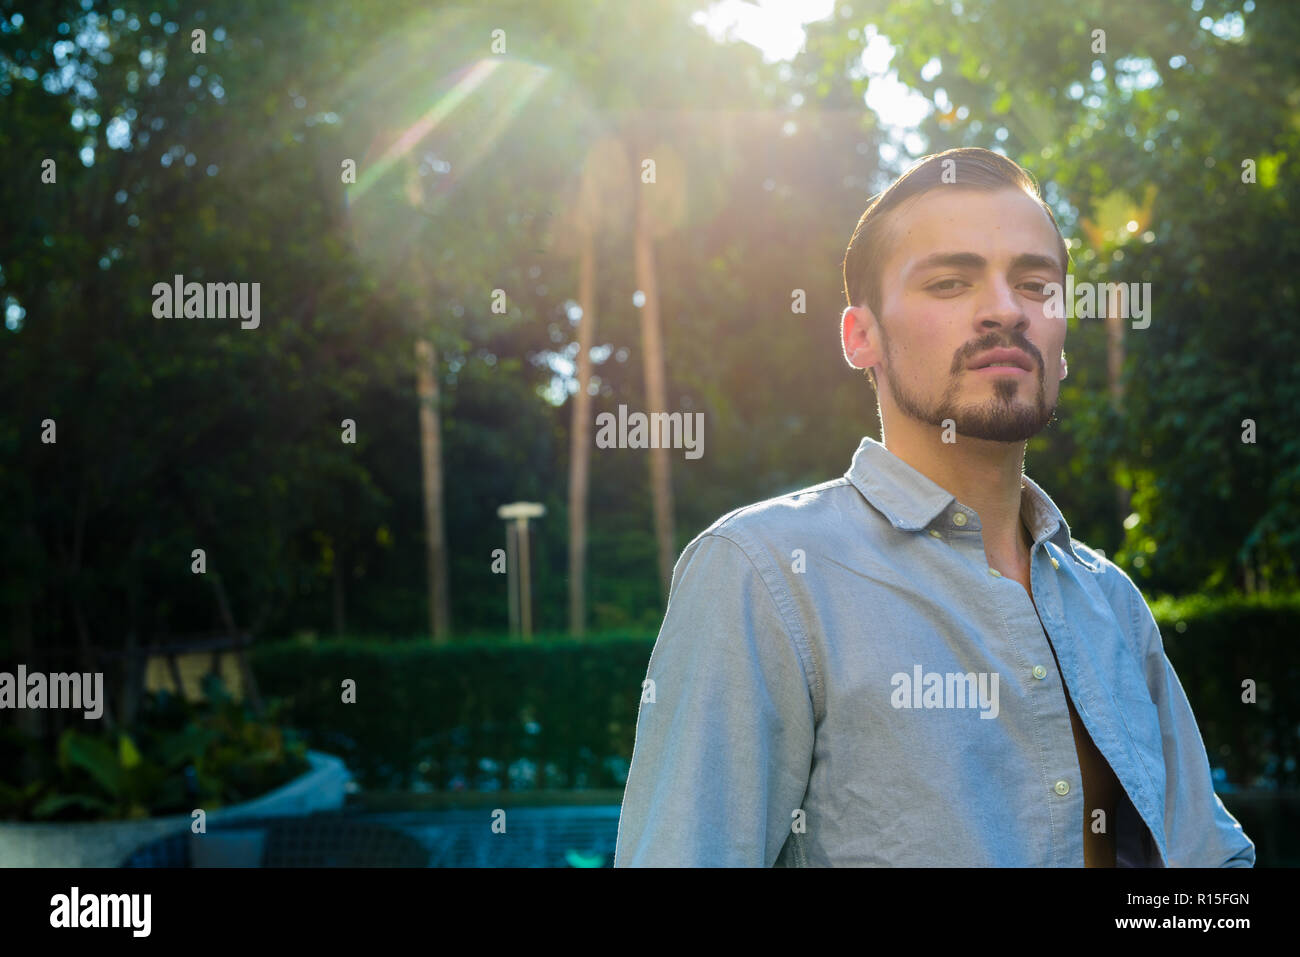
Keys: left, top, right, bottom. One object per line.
{"left": 497, "top": 502, "right": 547, "bottom": 521}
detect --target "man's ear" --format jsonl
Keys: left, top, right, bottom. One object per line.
{"left": 842, "top": 304, "right": 881, "bottom": 372}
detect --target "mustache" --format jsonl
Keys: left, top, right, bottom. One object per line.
{"left": 951, "top": 334, "right": 1043, "bottom": 374}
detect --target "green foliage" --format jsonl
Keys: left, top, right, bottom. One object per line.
{"left": 1148, "top": 592, "right": 1300, "bottom": 788}
{"left": 0, "top": 675, "right": 309, "bottom": 822}
{"left": 251, "top": 635, "right": 657, "bottom": 790}
{"left": 0, "top": 1, "right": 1294, "bottom": 704}
{"left": 253, "top": 592, "right": 1300, "bottom": 791}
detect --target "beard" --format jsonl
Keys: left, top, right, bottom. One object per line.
{"left": 879, "top": 330, "right": 1058, "bottom": 443}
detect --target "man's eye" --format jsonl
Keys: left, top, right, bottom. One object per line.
{"left": 1020, "top": 281, "right": 1051, "bottom": 296}
{"left": 928, "top": 279, "right": 965, "bottom": 292}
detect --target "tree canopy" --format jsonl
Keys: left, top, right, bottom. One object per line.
{"left": 1, "top": 0, "right": 1295, "bottom": 675}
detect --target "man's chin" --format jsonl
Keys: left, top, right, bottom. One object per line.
{"left": 888, "top": 380, "right": 1056, "bottom": 442}
{"left": 925, "top": 399, "right": 1053, "bottom": 442}
{"left": 947, "top": 408, "right": 1054, "bottom": 443}
{"left": 954, "top": 424, "right": 1043, "bottom": 443}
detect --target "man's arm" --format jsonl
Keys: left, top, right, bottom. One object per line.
{"left": 614, "top": 532, "right": 816, "bottom": 867}
{"left": 1125, "top": 581, "right": 1256, "bottom": 867}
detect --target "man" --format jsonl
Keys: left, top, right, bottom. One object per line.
{"left": 613, "top": 147, "right": 1254, "bottom": 867}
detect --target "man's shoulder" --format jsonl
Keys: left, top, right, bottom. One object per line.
{"left": 1062, "top": 535, "right": 1150, "bottom": 624}
{"left": 686, "top": 476, "right": 860, "bottom": 555}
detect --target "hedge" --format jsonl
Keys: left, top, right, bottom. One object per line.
{"left": 251, "top": 592, "right": 1300, "bottom": 791}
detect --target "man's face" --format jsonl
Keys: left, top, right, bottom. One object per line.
{"left": 846, "top": 187, "right": 1069, "bottom": 443}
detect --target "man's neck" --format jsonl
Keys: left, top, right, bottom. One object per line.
{"left": 881, "top": 421, "right": 1032, "bottom": 567}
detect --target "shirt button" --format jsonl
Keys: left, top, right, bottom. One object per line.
{"left": 1050, "top": 556, "right": 1060, "bottom": 569}
{"left": 988, "top": 567, "right": 1002, "bottom": 577}
{"left": 952, "top": 512, "right": 968, "bottom": 527}
{"left": 1032, "top": 665, "right": 1047, "bottom": 679}
{"left": 1054, "top": 780, "right": 1070, "bottom": 795}
{"left": 929, "top": 529, "right": 942, "bottom": 538}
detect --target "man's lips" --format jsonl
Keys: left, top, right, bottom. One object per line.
{"left": 967, "top": 348, "right": 1034, "bottom": 372}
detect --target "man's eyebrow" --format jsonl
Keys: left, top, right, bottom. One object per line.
{"left": 909, "top": 252, "right": 986, "bottom": 276}
{"left": 1008, "top": 252, "right": 1065, "bottom": 274}
{"left": 908, "top": 251, "right": 1065, "bottom": 278}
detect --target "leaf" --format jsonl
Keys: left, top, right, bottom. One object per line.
{"left": 1258, "top": 151, "right": 1285, "bottom": 189}
{"left": 0, "top": 780, "right": 43, "bottom": 811}
{"left": 59, "top": 730, "right": 125, "bottom": 798}
{"left": 155, "top": 725, "right": 215, "bottom": 768}
{"left": 31, "top": 793, "right": 112, "bottom": 819}
{"left": 119, "top": 733, "right": 142, "bottom": 769}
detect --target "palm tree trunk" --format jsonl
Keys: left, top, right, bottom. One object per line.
{"left": 568, "top": 227, "right": 597, "bottom": 636}
{"left": 416, "top": 339, "right": 452, "bottom": 642}
{"left": 634, "top": 183, "right": 676, "bottom": 599}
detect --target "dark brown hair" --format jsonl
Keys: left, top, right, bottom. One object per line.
{"left": 841, "top": 147, "right": 1070, "bottom": 391}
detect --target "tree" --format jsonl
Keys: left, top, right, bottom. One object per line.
{"left": 555, "top": 136, "right": 632, "bottom": 635}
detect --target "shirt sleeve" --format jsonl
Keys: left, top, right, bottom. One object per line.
{"left": 1127, "top": 582, "right": 1256, "bottom": 867}
{"left": 613, "top": 532, "right": 816, "bottom": 867}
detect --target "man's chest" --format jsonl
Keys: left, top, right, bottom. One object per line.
{"left": 785, "top": 539, "right": 1163, "bottom": 865}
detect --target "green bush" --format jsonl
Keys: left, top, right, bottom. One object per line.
{"left": 1149, "top": 592, "right": 1300, "bottom": 789}
{"left": 252, "top": 593, "right": 1300, "bottom": 792}
{"left": 0, "top": 674, "right": 310, "bottom": 822}
{"left": 252, "top": 634, "right": 655, "bottom": 790}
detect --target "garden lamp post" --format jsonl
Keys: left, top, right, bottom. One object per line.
{"left": 497, "top": 502, "right": 546, "bottom": 640}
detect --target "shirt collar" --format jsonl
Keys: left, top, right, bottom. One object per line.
{"left": 843, "top": 435, "right": 1087, "bottom": 565}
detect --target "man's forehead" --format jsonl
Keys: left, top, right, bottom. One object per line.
{"left": 884, "top": 187, "right": 1062, "bottom": 268}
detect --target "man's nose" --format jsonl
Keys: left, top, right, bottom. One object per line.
{"left": 976, "top": 278, "right": 1028, "bottom": 331}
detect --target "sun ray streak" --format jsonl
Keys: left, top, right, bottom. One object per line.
{"left": 349, "top": 59, "right": 500, "bottom": 202}
{"left": 415, "top": 63, "right": 552, "bottom": 217}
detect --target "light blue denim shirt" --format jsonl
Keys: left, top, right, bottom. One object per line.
{"left": 614, "top": 435, "right": 1255, "bottom": 867}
